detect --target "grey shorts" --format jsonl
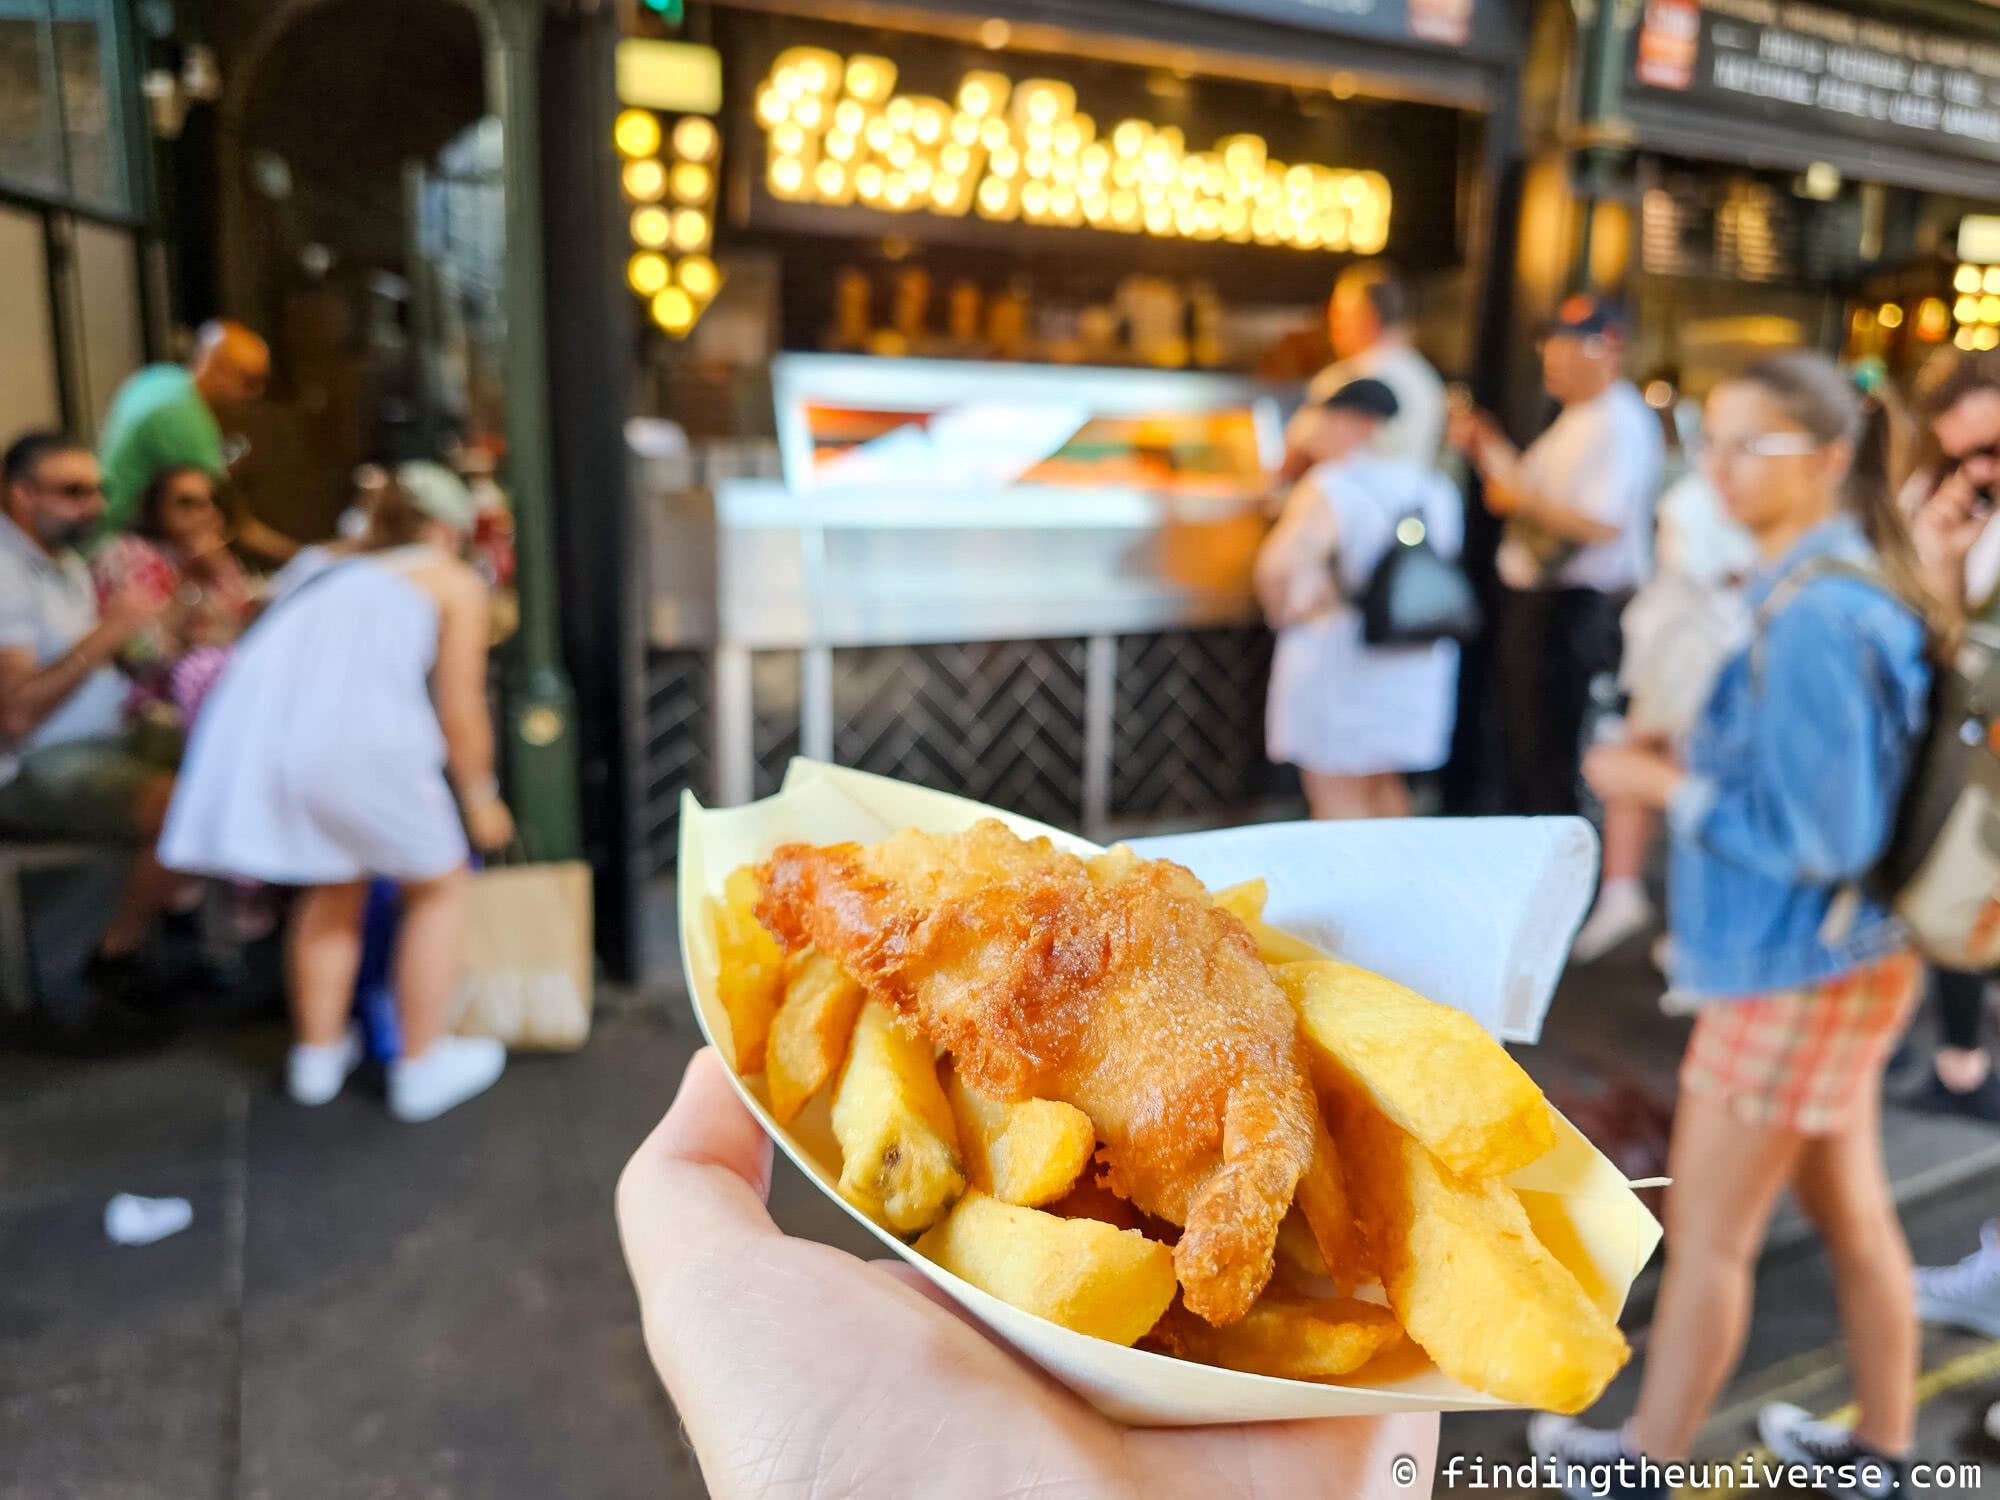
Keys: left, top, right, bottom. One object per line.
{"left": 0, "top": 735, "right": 174, "bottom": 844}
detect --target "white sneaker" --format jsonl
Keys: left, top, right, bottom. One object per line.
{"left": 287, "top": 1029, "right": 363, "bottom": 1107}
{"left": 388, "top": 1036, "right": 506, "bottom": 1123}
{"left": 1571, "top": 885, "right": 1656, "bottom": 964}
{"left": 1757, "top": 1402, "right": 1902, "bottom": 1500}
{"left": 1916, "top": 1220, "right": 2000, "bottom": 1335}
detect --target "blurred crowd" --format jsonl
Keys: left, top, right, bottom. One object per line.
{"left": 1258, "top": 265, "right": 2000, "bottom": 1499}
{"left": 0, "top": 320, "right": 519, "bottom": 1121}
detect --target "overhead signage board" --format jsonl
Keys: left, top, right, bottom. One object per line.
{"left": 1149, "top": 0, "right": 1505, "bottom": 58}
{"left": 1630, "top": 0, "right": 2000, "bottom": 163}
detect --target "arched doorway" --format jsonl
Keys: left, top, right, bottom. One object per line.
{"left": 215, "top": 0, "right": 487, "bottom": 537}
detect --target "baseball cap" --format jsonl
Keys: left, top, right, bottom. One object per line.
{"left": 395, "top": 460, "right": 478, "bottom": 531}
{"left": 1318, "top": 376, "right": 1401, "bottom": 421}
{"left": 1543, "top": 291, "right": 1628, "bottom": 340}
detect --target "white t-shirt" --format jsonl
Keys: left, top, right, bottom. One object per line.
{"left": 0, "top": 514, "right": 126, "bottom": 787}
{"left": 1496, "top": 380, "right": 1664, "bottom": 593}
{"left": 1656, "top": 472, "right": 1756, "bottom": 587}
{"left": 1289, "top": 342, "right": 1447, "bottom": 468}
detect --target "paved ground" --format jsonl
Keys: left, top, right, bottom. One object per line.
{"left": 8, "top": 944, "right": 2000, "bottom": 1498}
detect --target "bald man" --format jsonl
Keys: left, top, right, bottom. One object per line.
{"left": 97, "top": 320, "right": 295, "bottom": 561}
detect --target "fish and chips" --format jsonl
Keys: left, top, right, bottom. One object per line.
{"left": 706, "top": 816, "right": 1630, "bottom": 1411}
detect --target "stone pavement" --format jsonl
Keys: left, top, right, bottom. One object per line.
{"left": 7, "top": 939, "right": 2000, "bottom": 1498}
{"left": 0, "top": 1005, "right": 879, "bottom": 1500}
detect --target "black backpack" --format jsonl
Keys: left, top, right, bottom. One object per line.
{"left": 1358, "top": 500, "right": 1482, "bottom": 647}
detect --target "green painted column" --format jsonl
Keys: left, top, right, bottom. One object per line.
{"left": 482, "top": 0, "right": 582, "bottom": 860}
{"left": 1561, "top": 0, "right": 1639, "bottom": 290}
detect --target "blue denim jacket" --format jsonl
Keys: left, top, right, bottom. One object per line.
{"left": 1666, "top": 515, "right": 1930, "bottom": 1000}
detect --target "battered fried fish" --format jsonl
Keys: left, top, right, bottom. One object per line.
{"left": 756, "top": 819, "right": 1317, "bottom": 1325}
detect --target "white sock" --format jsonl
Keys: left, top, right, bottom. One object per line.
{"left": 1597, "top": 878, "right": 1647, "bottom": 910}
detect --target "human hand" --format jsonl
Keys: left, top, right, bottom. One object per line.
{"left": 1910, "top": 469, "right": 1991, "bottom": 606}
{"left": 465, "top": 797, "right": 515, "bottom": 851}
{"left": 1582, "top": 742, "right": 1683, "bottom": 811}
{"left": 1444, "top": 404, "right": 1491, "bottom": 458}
{"left": 99, "top": 583, "right": 179, "bottom": 646}
{"left": 617, "top": 1049, "right": 1438, "bottom": 1500}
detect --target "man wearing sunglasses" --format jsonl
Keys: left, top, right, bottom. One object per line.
{"left": 0, "top": 431, "right": 181, "bottom": 1016}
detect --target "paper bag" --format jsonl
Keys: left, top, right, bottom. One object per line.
{"left": 457, "top": 859, "right": 594, "bottom": 1051}
{"left": 677, "top": 760, "right": 1660, "bottom": 1427}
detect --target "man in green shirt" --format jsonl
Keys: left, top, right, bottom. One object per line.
{"left": 97, "top": 319, "right": 296, "bottom": 561}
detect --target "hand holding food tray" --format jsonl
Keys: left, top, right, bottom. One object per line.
{"left": 678, "top": 760, "right": 1661, "bottom": 1427}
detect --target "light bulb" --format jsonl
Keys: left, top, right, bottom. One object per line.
{"left": 671, "top": 163, "right": 712, "bottom": 203}
{"left": 622, "top": 159, "right": 666, "bottom": 202}
{"left": 678, "top": 255, "right": 719, "bottom": 300}
{"left": 651, "top": 286, "right": 694, "bottom": 333}
{"left": 631, "top": 207, "right": 671, "bottom": 247}
{"left": 671, "top": 116, "right": 718, "bottom": 163}
{"left": 627, "top": 252, "right": 669, "bottom": 296}
{"left": 767, "top": 160, "right": 804, "bottom": 198}
{"left": 615, "top": 109, "right": 661, "bottom": 158}
{"left": 672, "top": 208, "right": 711, "bottom": 248}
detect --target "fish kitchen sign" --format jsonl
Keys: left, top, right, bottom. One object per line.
{"left": 1632, "top": 0, "right": 2000, "bottom": 161}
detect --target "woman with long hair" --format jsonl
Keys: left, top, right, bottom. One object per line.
{"left": 160, "top": 463, "right": 514, "bottom": 1122}
{"left": 89, "top": 464, "right": 252, "bottom": 733}
{"left": 1530, "top": 352, "right": 1943, "bottom": 1500}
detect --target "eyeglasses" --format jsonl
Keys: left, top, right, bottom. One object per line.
{"left": 1944, "top": 437, "right": 2000, "bottom": 474}
{"left": 38, "top": 479, "right": 103, "bottom": 500}
{"left": 1700, "top": 432, "right": 1824, "bottom": 463}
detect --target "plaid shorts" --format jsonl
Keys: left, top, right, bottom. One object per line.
{"left": 1678, "top": 951, "right": 1921, "bottom": 1135}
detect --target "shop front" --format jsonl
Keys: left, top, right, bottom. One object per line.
{"left": 585, "top": 0, "right": 1533, "bottom": 958}
{"left": 1589, "top": 0, "right": 2000, "bottom": 390}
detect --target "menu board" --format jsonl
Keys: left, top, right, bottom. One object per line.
{"left": 1152, "top": 0, "right": 1494, "bottom": 54}
{"left": 1630, "top": 0, "right": 2000, "bottom": 163}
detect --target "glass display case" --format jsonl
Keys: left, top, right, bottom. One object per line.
{"left": 643, "top": 354, "right": 1296, "bottom": 819}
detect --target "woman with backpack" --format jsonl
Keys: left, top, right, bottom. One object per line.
{"left": 1255, "top": 377, "right": 1464, "bottom": 819}
{"left": 1530, "top": 351, "right": 1949, "bottom": 1500}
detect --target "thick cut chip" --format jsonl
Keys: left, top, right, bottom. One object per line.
{"left": 766, "top": 948, "right": 868, "bottom": 1123}
{"left": 1277, "top": 960, "right": 1554, "bottom": 1179}
{"left": 1293, "top": 1116, "right": 1374, "bottom": 1292}
{"left": 711, "top": 866, "right": 786, "bottom": 1073}
{"left": 943, "top": 1067, "right": 1096, "bottom": 1207}
{"left": 915, "top": 1190, "right": 1177, "bottom": 1346}
{"left": 1337, "top": 1094, "right": 1628, "bottom": 1413}
{"left": 1211, "top": 878, "right": 1332, "bottom": 965}
{"left": 831, "top": 999, "right": 966, "bottom": 1234}
{"left": 1045, "top": 1173, "right": 1148, "bottom": 1234}
{"left": 1150, "top": 1291, "right": 1403, "bottom": 1381}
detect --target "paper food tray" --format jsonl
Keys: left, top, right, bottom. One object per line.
{"left": 677, "top": 759, "right": 1662, "bottom": 1427}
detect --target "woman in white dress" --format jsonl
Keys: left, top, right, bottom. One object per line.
{"left": 1256, "top": 378, "right": 1462, "bottom": 819}
{"left": 161, "top": 463, "right": 515, "bottom": 1121}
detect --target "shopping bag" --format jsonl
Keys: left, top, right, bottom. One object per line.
{"left": 455, "top": 858, "right": 594, "bottom": 1051}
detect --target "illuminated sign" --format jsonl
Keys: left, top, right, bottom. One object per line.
{"left": 617, "top": 106, "right": 722, "bottom": 337}
{"left": 754, "top": 48, "right": 1391, "bottom": 254}
{"left": 616, "top": 40, "right": 723, "bottom": 115}
{"left": 1960, "top": 214, "right": 2000, "bottom": 264}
